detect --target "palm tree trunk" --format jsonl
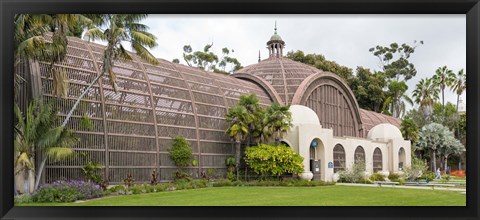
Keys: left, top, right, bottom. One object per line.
{"left": 61, "top": 73, "right": 104, "bottom": 127}
{"left": 34, "top": 158, "right": 47, "bottom": 190}
{"left": 442, "top": 88, "right": 445, "bottom": 125}
{"left": 445, "top": 155, "right": 449, "bottom": 173}
{"left": 235, "top": 141, "right": 240, "bottom": 181}
{"left": 33, "top": 72, "right": 104, "bottom": 190}
{"left": 432, "top": 150, "right": 437, "bottom": 172}
{"left": 456, "top": 94, "right": 460, "bottom": 138}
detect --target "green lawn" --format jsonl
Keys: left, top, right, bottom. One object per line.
{"left": 19, "top": 185, "right": 465, "bottom": 206}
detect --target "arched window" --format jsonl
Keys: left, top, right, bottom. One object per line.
{"left": 398, "top": 147, "right": 406, "bottom": 171}
{"left": 373, "top": 148, "right": 382, "bottom": 172}
{"left": 354, "top": 146, "right": 365, "bottom": 164}
{"left": 333, "top": 144, "right": 346, "bottom": 173}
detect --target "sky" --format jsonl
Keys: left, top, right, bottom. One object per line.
{"left": 139, "top": 14, "right": 466, "bottom": 111}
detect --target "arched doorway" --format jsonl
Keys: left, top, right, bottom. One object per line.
{"left": 398, "top": 147, "right": 406, "bottom": 171}
{"left": 310, "top": 138, "right": 324, "bottom": 180}
{"left": 373, "top": 148, "right": 382, "bottom": 173}
{"left": 333, "top": 144, "right": 346, "bottom": 173}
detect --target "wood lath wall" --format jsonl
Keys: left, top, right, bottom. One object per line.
{"left": 24, "top": 35, "right": 273, "bottom": 184}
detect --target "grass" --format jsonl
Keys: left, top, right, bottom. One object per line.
{"left": 19, "top": 185, "right": 465, "bottom": 206}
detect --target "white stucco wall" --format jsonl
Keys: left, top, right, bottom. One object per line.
{"left": 284, "top": 105, "right": 411, "bottom": 182}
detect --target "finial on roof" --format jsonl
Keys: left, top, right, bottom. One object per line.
{"left": 274, "top": 21, "right": 277, "bottom": 34}
{"left": 258, "top": 50, "right": 261, "bottom": 63}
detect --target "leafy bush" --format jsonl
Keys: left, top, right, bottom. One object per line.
{"left": 32, "top": 180, "right": 103, "bottom": 203}
{"left": 129, "top": 185, "right": 145, "bottom": 194}
{"left": 14, "top": 194, "right": 33, "bottom": 204}
{"left": 418, "top": 171, "right": 435, "bottom": 181}
{"left": 244, "top": 144, "right": 304, "bottom": 178}
{"left": 173, "top": 170, "right": 193, "bottom": 182}
{"left": 338, "top": 160, "right": 366, "bottom": 183}
{"left": 369, "top": 173, "right": 386, "bottom": 182}
{"left": 388, "top": 173, "right": 401, "bottom": 182}
{"left": 169, "top": 136, "right": 193, "bottom": 169}
{"left": 404, "top": 157, "right": 428, "bottom": 181}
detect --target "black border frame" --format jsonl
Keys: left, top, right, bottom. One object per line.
{"left": 1, "top": 0, "right": 479, "bottom": 219}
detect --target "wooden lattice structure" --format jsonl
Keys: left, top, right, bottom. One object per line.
{"left": 17, "top": 29, "right": 400, "bottom": 183}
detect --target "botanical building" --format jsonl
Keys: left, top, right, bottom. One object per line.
{"left": 17, "top": 28, "right": 410, "bottom": 184}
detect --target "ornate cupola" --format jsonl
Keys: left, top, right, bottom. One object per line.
{"left": 267, "top": 22, "right": 285, "bottom": 58}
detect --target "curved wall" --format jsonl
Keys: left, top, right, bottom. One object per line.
{"left": 30, "top": 36, "right": 273, "bottom": 183}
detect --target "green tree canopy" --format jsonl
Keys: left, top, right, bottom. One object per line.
{"left": 286, "top": 50, "right": 353, "bottom": 82}
{"left": 182, "top": 44, "right": 242, "bottom": 74}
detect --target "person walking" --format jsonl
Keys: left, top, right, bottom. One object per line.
{"left": 434, "top": 168, "right": 442, "bottom": 180}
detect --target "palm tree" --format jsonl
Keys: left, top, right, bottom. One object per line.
{"left": 45, "top": 14, "right": 92, "bottom": 97}
{"left": 225, "top": 106, "right": 250, "bottom": 180}
{"left": 432, "top": 66, "right": 455, "bottom": 124}
{"left": 400, "top": 116, "right": 419, "bottom": 144}
{"left": 412, "top": 77, "right": 439, "bottom": 120}
{"left": 262, "top": 103, "right": 293, "bottom": 144}
{"left": 417, "top": 123, "right": 451, "bottom": 172}
{"left": 238, "top": 94, "right": 263, "bottom": 145}
{"left": 14, "top": 14, "right": 50, "bottom": 93}
{"left": 14, "top": 100, "right": 78, "bottom": 191}
{"left": 14, "top": 14, "right": 92, "bottom": 97}
{"left": 450, "top": 69, "right": 466, "bottom": 137}
{"left": 62, "top": 14, "right": 159, "bottom": 128}
{"left": 451, "top": 69, "right": 466, "bottom": 113}
{"left": 439, "top": 135, "right": 464, "bottom": 171}
{"left": 382, "top": 81, "right": 413, "bottom": 118}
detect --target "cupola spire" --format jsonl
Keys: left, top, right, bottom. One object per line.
{"left": 267, "top": 21, "right": 285, "bottom": 58}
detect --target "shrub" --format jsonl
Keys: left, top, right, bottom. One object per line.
{"left": 190, "top": 179, "right": 208, "bottom": 189}
{"left": 169, "top": 136, "right": 193, "bottom": 169}
{"left": 173, "top": 171, "right": 193, "bottom": 182}
{"left": 123, "top": 174, "right": 135, "bottom": 188}
{"left": 419, "top": 171, "right": 435, "bottom": 182}
{"left": 404, "top": 157, "right": 428, "bottom": 181}
{"left": 338, "top": 160, "right": 366, "bottom": 183}
{"left": 369, "top": 173, "right": 386, "bottom": 182}
{"left": 129, "top": 185, "right": 144, "bottom": 194}
{"left": 244, "top": 144, "right": 304, "bottom": 178}
{"left": 150, "top": 169, "right": 159, "bottom": 186}
{"left": 14, "top": 194, "right": 33, "bottom": 204}
{"left": 388, "top": 173, "right": 401, "bottom": 182}
{"left": 32, "top": 180, "right": 103, "bottom": 203}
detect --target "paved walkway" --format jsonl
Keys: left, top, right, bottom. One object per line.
{"left": 336, "top": 183, "right": 466, "bottom": 192}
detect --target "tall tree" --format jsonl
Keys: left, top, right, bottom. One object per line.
{"left": 348, "top": 67, "right": 387, "bottom": 112}
{"left": 225, "top": 106, "right": 250, "bottom": 180}
{"left": 417, "top": 123, "right": 452, "bottom": 172}
{"left": 182, "top": 44, "right": 242, "bottom": 74}
{"left": 439, "top": 135, "right": 464, "bottom": 171}
{"left": 432, "top": 66, "right": 455, "bottom": 124}
{"left": 369, "top": 41, "right": 423, "bottom": 81}
{"left": 369, "top": 41, "right": 422, "bottom": 117}
{"left": 412, "top": 77, "right": 439, "bottom": 120}
{"left": 381, "top": 81, "right": 413, "bottom": 118}
{"left": 451, "top": 69, "right": 466, "bottom": 137}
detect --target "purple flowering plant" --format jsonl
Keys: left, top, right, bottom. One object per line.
{"left": 32, "top": 180, "right": 103, "bottom": 203}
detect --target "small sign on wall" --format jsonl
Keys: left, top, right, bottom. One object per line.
{"left": 328, "top": 162, "right": 333, "bottom": 168}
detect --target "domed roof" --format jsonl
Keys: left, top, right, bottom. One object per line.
{"left": 270, "top": 33, "right": 283, "bottom": 41}
{"left": 234, "top": 57, "right": 325, "bottom": 105}
{"left": 289, "top": 105, "right": 320, "bottom": 126}
{"left": 367, "top": 123, "right": 403, "bottom": 141}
